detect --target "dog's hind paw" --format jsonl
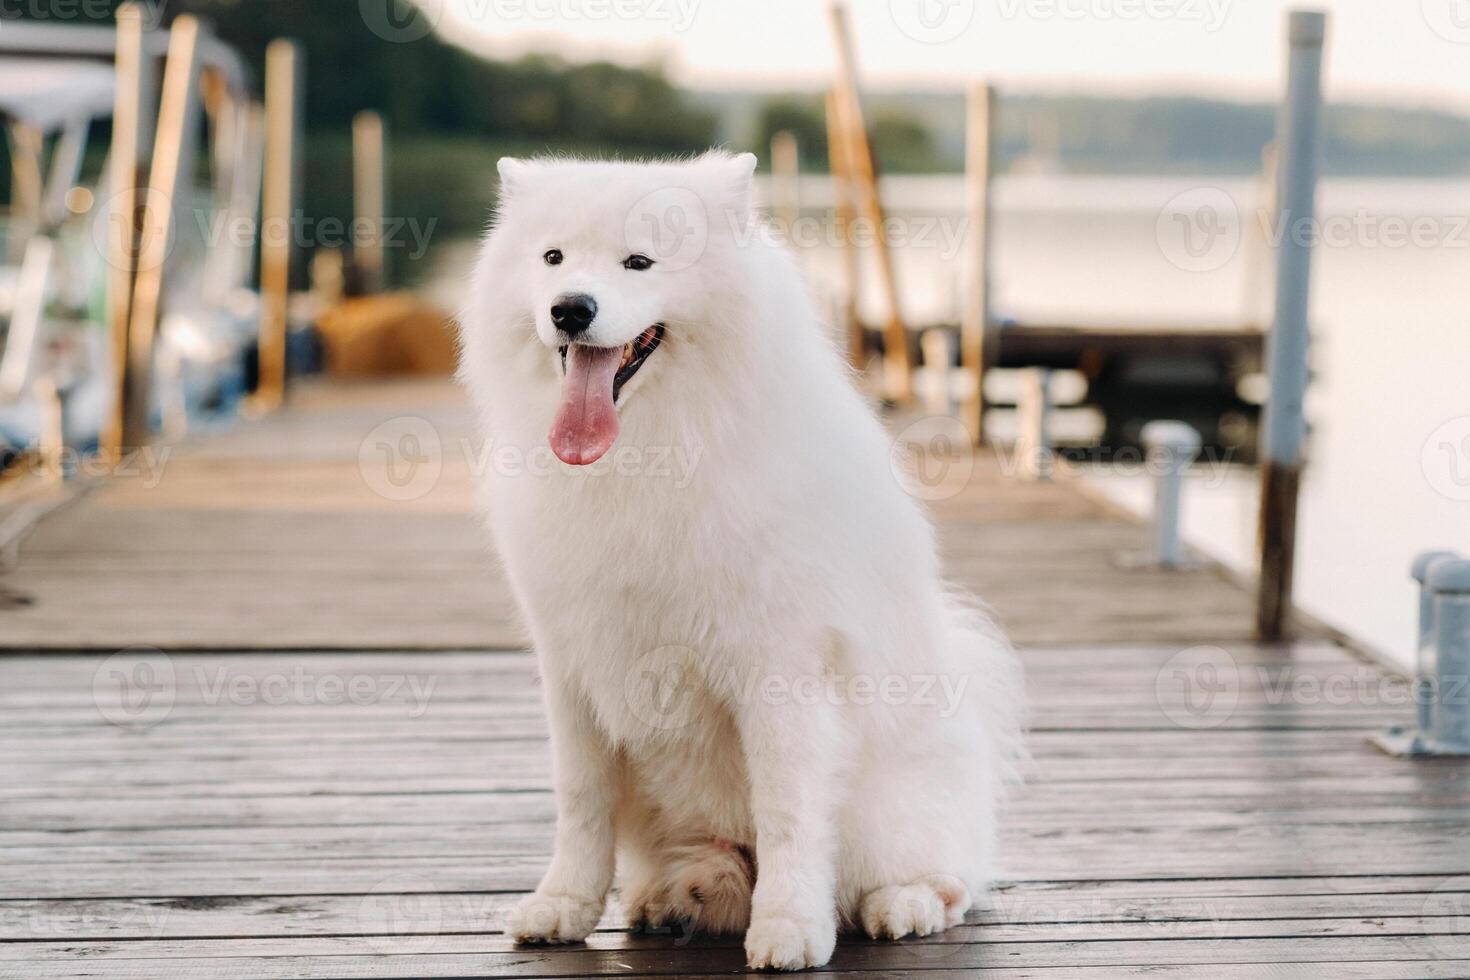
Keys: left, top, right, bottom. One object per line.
{"left": 744, "top": 911, "right": 836, "bottom": 970}
{"left": 860, "top": 875, "right": 970, "bottom": 940}
{"left": 505, "top": 891, "right": 603, "bottom": 944}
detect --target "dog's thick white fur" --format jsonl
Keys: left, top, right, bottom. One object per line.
{"left": 458, "top": 152, "right": 1023, "bottom": 971}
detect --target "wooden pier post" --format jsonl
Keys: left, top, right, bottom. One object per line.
{"left": 769, "top": 129, "right": 799, "bottom": 235}
{"left": 828, "top": 1, "right": 912, "bottom": 403}
{"left": 101, "top": 3, "right": 152, "bottom": 460}
{"left": 961, "top": 82, "right": 997, "bottom": 445}
{"left": 122, "top": 13, "right": 203, "bottom": 449}
{"left": 256, "top": 39, "right": 303, "bottom": 411}
{"left": 824, "top": 88, "right": 862, "bottom": 372}
{"left": 353, "top": 110, "right": 387, "bottom": 294}
{"left": 1254, "top": 10, "right": 1326, "bottom": 642}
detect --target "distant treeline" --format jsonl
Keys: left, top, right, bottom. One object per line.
{"left": 738, "top": 91, "right": 1470, "bottom": 178}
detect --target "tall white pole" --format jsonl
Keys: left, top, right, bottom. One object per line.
{"left": 1255, "top": 9, "right": 1326, "bottom": 641}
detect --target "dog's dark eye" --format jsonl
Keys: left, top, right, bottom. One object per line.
{"left": 543, "top": 249, "right": 563, "bottom": 266}
{"left": 623, "top": 253, "right": 654, "bottom": 271}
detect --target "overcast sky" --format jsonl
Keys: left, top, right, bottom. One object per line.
{"left": 426, "top": 0, "right": 1470, "bottom": 111}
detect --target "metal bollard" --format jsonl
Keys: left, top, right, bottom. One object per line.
{"left": 1411, "top": 551, "right": 1460, "bottom": 733}
{"left": 1016, "top": 368, "right": 1052, "bottom": 481}
{"left": 1141, "top": 421, "right": 1201, "bottom": 568}
{"left": 1374, "top": 551, "right": 1470, "bottom": 757}
{"left": 1428, "top": 559, "right": 1470, "bottom": 754}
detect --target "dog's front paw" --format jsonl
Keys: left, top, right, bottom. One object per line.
{"left": 860, "top": 876, "right": 971, "bottom": 940}
{"left": 505, "top": 891, "right": 603, "bottom": 944}
{"left": 744, "top": 911, "right": 836, "bottom": 970}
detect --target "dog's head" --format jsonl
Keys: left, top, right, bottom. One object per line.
{"left": 464, "top": 152, "right": 759, "bottom": 466}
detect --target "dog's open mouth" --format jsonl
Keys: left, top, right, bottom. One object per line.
{"left": 558, "top": 324, "right": 663, "bottom": 405}
{"left": 549, "top": 325, "right": 664, "bottom": 467}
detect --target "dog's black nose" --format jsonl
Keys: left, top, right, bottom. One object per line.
{"left": 551, "top": 294, "right": 597, "bottom": 336}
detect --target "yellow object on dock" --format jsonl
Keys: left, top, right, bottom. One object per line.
{"left": 316, "top": 293, "right": 460, "bottom": 378}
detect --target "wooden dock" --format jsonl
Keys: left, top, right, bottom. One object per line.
{"left": 2, "top": 379, "right": 1468, "bottom": 978}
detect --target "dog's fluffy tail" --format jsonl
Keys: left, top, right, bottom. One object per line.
{"left": 944, "top": 592, "right": 1028, "bottom": 796}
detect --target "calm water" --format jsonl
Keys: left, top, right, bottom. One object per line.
{"left": 427, "top": 174, "right": 1470, "bottom": 665}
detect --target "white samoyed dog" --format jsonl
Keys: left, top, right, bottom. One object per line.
{"left": 457, "top": 151, "right": 1023, "bottom": 971}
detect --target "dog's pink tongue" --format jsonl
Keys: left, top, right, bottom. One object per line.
{"left": 550, "top": 345, "right": 621, "bottom": 465}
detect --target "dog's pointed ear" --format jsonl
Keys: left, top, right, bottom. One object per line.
{"left": 706, "top": 151, "right": 758, "bottom": 212}
{"left": 497, "top": 157, "right": 533, "bottom": 198}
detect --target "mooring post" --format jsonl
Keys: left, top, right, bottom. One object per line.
{"left": 1428, "top": 560, "right": 1470, "bottom": 754}
{"left": 1142, "top": 421, "right": 1201, "bottom": 568}
{"left": 124, "top": 13, "right": 203, "bottom": 449}
{"left": 256, "top": 38, "right": 303, "bottom": 411}
{"left": 961, "top": 81, "right": 996, "bottom": 446}
{"left": 828, "top": 0, "right": 912, "bottom": 404}
{"left": 1254, "top": 9, "right": 1327, "bottom": 642}
{"left": 1411, "top": 551, "right": 1461, "bottom": 733}
{"left": 352, "top": 110, "right": 387, "bottom": 295}
{"left": 770, "top": 129, "right": 800, "bottom": 235}
{"left": 1017, "top": 368, "right": 1053, "bottom": 482}
{"left": 824, "top": 88, "right": 862, "bottom": 372}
